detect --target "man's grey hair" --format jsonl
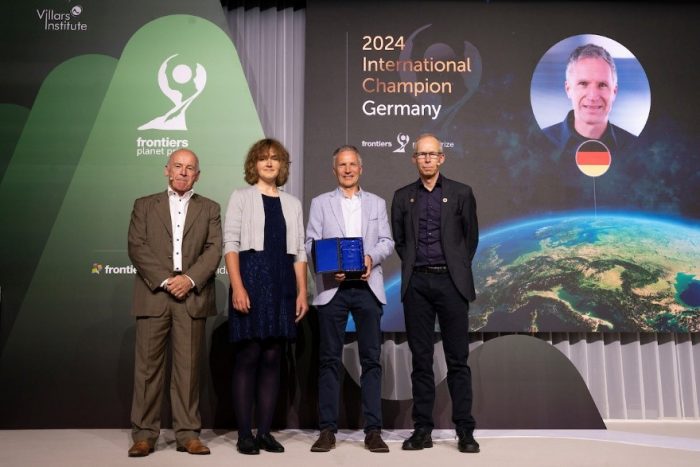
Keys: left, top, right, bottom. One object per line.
{"left": 566, "top": 43, "right": 617, "bottom": 87}
{"left": 332, "top": 145, "right": 363, "bottom": 167}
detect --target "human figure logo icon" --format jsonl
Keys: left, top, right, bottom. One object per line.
{"left": 138, "top": 54, "right": 207, "bottom": 131}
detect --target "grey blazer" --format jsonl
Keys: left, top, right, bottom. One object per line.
{"left": 223, "top": 185, "right": 306, "bottom": 262}
{"left": 305, "top": 188, "right": 394, "bottom": 306}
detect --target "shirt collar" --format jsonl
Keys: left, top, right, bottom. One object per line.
{"left": 167, "top": 186, "right": 194, "bottom": 201}
{"left": 415, "top": 174, "right": 443, "bottom": 190}
{"left": 565, "top": 110, "right": 617, "bottom": 146}
{"left": 336, "top": 186, "right": 362, "bottom": 199}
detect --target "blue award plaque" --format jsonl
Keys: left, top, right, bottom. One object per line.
{"left": 313, "top": 237, "right": 365, "bottom": 275}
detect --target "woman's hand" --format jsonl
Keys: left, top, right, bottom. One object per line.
{"left": 232, "top": 285, "right": 251, "bottom": 313}
{"left": 295, "top": 293, "right": 309, "bottom": 323}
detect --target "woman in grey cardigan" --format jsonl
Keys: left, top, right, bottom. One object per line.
{"left": 223, "top": 138, "right": 308, "bottom": 455}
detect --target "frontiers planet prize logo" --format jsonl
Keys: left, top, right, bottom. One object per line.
{"left": 392, "top": 133, "right": 410, "bottom": 153}
{"left": 91, "top": 263, "right": 228, "bottom": 276}
{"left": 136, "top": 54, "right": 207, "bottom": 157}
{"left": 36, "top": 3, "right": 88, "bottom": 31}
{"left": 361, "top": 132, "right": 404, "bottom": 150}
{"left": 91, "top": 263, "right": 136, "bottom": 275}
{"left": 361, "top": 132, "right": 454, "bottom": 154}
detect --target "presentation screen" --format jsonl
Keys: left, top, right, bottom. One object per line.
{"left": 304, "top": 0, "right": 700, "bottom": 332}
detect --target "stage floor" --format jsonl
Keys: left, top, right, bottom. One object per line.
{"left": 1, "top": 421, "right": 699, "bottom": 467}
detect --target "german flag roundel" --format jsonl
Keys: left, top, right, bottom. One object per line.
{"left": 575, "top": 140, "right": 611, "bottom": 177}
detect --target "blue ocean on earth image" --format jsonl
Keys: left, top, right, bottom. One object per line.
{"left": 469, "top": 214, "right": 700, "bottom": 332}
{"left": 350, "top": 213, "right": 700, "bottom": 333}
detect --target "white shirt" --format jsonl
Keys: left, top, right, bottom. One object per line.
{"left": 168, "top": 187, "right": 193, "bottom": 272}
{"left": 160, "top": 187, "right": 195, "bottom": 289}
{"left": 340, "top": 188, "right": 362, "bottom": 237}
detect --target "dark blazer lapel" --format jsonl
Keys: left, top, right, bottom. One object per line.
{"left": 155, "top": 191, "right": 172, "bottom": 238}
{"left": 184, "top": 193, "right": 202, "bottom": 237}
{"left": 409, "top": 183, "right": 419, "bottom": 242}
{"left": 440, "top": 176, "right": 453, "bottom": 238}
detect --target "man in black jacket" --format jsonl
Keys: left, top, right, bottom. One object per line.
{"left": 391, "top": 133, "right": 479, "bottom": 453}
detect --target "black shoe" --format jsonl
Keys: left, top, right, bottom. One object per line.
{"left": 402, "top": 429, "right": 433, "bottom": 450}
{"left": 237, "top": 436, "right": 260, "bottom": 455}
{"left": 364, "top": 430, "right": 389, "bottom": 453}
{"left": 456, "top": 429, "right": 480, "bottom": 453}
{"left": 310, "top": 429, "right": 336, "bottom": 452}
{"left": 256, "top": 432, "right": 285, "bottom": 453}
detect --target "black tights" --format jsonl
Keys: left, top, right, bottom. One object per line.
{"left": 232, "top": 338, "right": 283, "bottom": 438}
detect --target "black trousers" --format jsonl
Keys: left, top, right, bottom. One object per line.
{"left": 403, "top": 269, "right": 475, "bottom": 432}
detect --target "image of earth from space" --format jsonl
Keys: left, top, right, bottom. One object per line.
{"left": 469, "top": 214, "right": 700, "bottom": 332}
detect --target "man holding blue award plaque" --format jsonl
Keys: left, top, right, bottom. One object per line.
{"left": 305, "top": 145, "right": 394, "bottom": 453}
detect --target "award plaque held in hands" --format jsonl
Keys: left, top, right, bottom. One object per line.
{"left": 313, "top": 237, "right": 365, "bottom": 279}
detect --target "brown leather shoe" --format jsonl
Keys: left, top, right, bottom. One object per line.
{"left": 364, "top": 430, "right": 389, "bottom": 453}
{"left": 176, "top": 438, "right": 211, "bottom": 455}
{"left": 128, "top": 440, "right": 154, "bottom": 457}
{"left": 310, "top": 429, "right": 335, "bottom": 452}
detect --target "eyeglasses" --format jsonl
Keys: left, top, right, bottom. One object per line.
{"left": 413, "top": 152, "right": 443, "bottom": 161}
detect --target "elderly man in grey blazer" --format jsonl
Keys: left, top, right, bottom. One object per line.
{"left": 127, "top": 148, "right": 222, "bottom": 457}
{"left": 305, "top": 145, "right": 394, "bottom": 453}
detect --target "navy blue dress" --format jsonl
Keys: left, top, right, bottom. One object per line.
{"left": 229, "top": 194, "right": 297, "bottom": 342}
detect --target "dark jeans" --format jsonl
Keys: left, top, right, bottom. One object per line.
{"left": 317, "top": 281, "right": 383, "bottom": 432}
{"left": 403, "top": 269, "right": 475, "bottom": 432}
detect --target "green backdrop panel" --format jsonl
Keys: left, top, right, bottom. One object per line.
{"left": 0, "top": 104, "right": 29, "bottom": 182}
{"left": 0, "top": 55, "right": 117, "bottom": 358}
{"left": 0, "top": 14, "right": 262, "bottom": 426}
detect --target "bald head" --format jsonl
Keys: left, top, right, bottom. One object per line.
{"left": 167, "top": 148, "right": 200, "bottom": 172}
{"left": 412, "top": 133, "right": 445, "bottom": 183}
{"left": 414, "top": 133, "right": 443, "bottom": 151}
{"left": 165, "top": 148, "right": 200, "bottom": 195}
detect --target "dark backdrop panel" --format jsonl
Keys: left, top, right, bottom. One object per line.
{"left": 304, "top": 0, "right": 700, "bottom": 333}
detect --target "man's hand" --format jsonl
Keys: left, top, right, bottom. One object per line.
{"left": 166, "top": 275, "right": 193, "bottom": 300}
{"left": 360, "top": 255, "right": 372, "bottom": 280}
